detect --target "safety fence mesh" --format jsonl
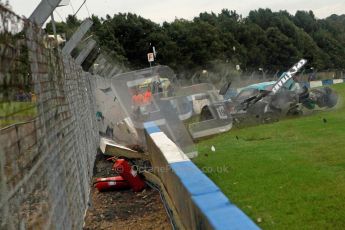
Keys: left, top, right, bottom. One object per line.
{"left": 0, "top": 5, "right": 99, "bottom": 230}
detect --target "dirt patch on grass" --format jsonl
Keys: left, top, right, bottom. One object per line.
{"left": 83, "top": 152, "right": 172, "bottom": 230}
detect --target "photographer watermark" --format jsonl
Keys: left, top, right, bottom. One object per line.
{"left": 120, "top": 164, "right": 230, "bottom": 174}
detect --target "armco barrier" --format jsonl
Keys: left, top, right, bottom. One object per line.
{"left": 144, "top": 122, "right": 259, "bottom": 230}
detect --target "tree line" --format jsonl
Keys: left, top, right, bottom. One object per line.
{"left": 47, "top": 9, "right": 345, "bottom": 75}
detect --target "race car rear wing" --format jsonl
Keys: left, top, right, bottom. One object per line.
{"left": 272, "top": 59, "right": 307, "bottom": 94}
{"left": 242, "top": 59, "right": 308, "bottom": 108}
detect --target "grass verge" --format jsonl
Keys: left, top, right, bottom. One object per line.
{"left": 194, "top": 84, "right": 345, "bottom": 229}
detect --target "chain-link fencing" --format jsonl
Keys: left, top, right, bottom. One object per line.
{"left": 0, "top": 5, "right": 99, "bottom": 229}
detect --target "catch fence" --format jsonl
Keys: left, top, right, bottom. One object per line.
{"left": 0, "top": 5, "right": 99, "bottom": 229}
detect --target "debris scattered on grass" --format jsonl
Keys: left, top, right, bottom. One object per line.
{"left": 243, "top": 136, "right": 272, "bottom": 141}
{"left": 211, "top": 145, "right": 216, "bottom": 152}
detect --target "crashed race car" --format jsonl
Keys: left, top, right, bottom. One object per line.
{"left": 108, "top": 60, "right": 338, "bottom": 141}
{"left": 195, "top": 59, "right": 338, "bottom": 134}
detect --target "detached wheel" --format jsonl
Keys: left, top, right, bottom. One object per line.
{"left": 325, "top": 89, "right": 338, "bottom": 108}
{"left": 311, "top": 87, "right": 338, "bottom": 108}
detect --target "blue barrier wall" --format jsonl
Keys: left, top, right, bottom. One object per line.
{"left": 144, "top": 122, "right": 259, "bottom": 230}
{"left": 306, "top": 78, "right": 345, "bottom": 88}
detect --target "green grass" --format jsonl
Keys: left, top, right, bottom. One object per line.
{"left": 194, "top": 84, "right": 345, "bottom": 229}
{"left": 0, "top": 102, "right": 37, "bottom": 128}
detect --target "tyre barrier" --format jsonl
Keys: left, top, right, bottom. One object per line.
{"left": 144, "top": 121, "right": 259, "bottom": 230}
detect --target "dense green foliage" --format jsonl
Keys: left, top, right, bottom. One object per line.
{"left": 194, "top": 83, "right": 345, "bottom": 229}
{"left": 47, "top": 9, "right": 345, "bottom": 73}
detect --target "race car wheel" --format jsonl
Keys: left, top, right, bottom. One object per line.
{"left": 311, "top": 87, "right": 338, "bottom": 108}
{"left": 200, "top": 106, "right": 213, "bottom": 121}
